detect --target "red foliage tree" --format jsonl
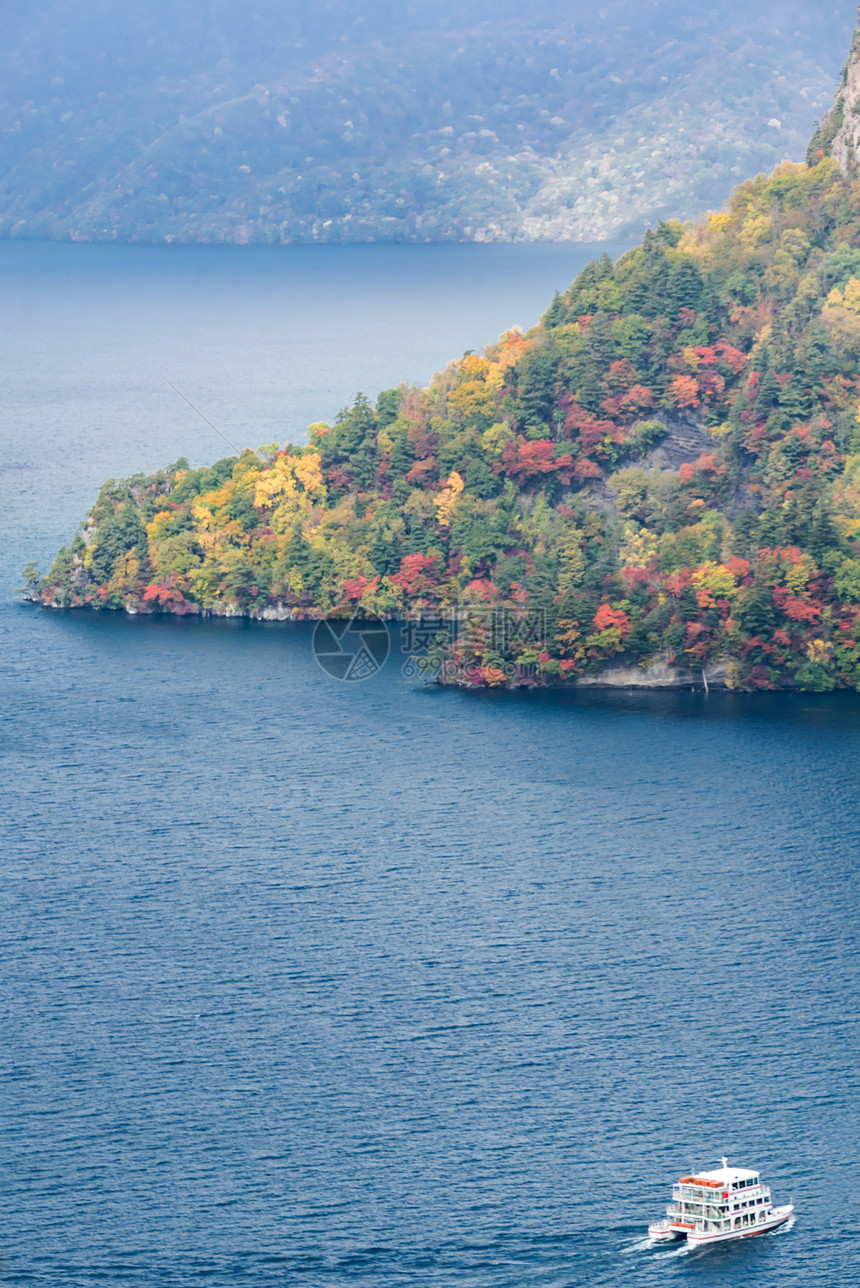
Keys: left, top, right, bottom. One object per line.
{"left": 669, "top": 375, "right": 701, "bottom": 409}
{"left": 391, "top": 553, "right": 441, "bottom": 595}
{"left": 341, "top": 574, "right": 379, "bottom": 601}
{"left": 593, "top": 604, "right": 630, "bottom": 635}
{"left": 573, "top": 458, "right": 602, "bottom": 481}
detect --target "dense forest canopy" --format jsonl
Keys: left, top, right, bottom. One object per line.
{"left": 0, "top": 0, "right": 853, "bottom": 243}
{"left": 28, "top": 67, "right": 860, "bottom": 691}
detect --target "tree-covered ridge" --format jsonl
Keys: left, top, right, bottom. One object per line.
{"left": 0, "top": 0, "right": 852, "bottom": 245}
{"left": 27, "top": 155, "right": 860, "bottom": 690}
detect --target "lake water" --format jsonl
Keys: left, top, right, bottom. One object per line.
{"left": 1, "top": 242, "right": 859, "bottom": 1287}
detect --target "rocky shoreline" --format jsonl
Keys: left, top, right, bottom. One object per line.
{"left": 25, "top": 592, "right": 750, "bottom": 690}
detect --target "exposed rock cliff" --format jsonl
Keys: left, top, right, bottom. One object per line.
{"left": 809, "top": 5, "right": 860, "bottom": 171}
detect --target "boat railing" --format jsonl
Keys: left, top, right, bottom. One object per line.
{"left": 667, "top": 1204, "right": 728, "bottom": 1221}
{"left": 675, "top": 1186, "right": 765, "bottom": 1201}
{"left": 673, "top": 1187, "right": 729, "bottom": 1201}
{"left": 670, "top": 1198, "right": 725, "bottom": 1204}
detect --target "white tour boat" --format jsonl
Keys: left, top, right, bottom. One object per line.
{"left": 648, "top": 1158, "right": 793, "bottom": 1247}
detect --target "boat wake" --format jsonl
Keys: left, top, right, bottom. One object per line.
{"left": 622, "top": 1236, "right": 689, "bottom": 1260}
{"left": 652, "top": 1243, "right": 690, "bottom": 1261}
{"left": 622, "top": 1237, "right": 656, "bottom": 1254}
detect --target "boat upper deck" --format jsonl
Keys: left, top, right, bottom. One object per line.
{"left": 676, "top": 1161, "right": 761, "bottom": 1194}
{"left": 687, "top": 1163, "right": 758, "bottom": 1186}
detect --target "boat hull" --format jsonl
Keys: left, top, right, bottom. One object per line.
{"left": 647, "top": 1222, "right": 685, "bottom": 1242}
{"left": 685, "top": 1205, "right": 794, "bottom": 1247}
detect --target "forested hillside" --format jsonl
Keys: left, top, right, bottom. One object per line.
{"left": 27, "top": 131, "right": 860, "bottom": 689}
{"left": 0, "top": 0, "right": 853, "bottom": 244}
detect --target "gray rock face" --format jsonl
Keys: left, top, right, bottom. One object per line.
{"left": 821, "top": 7, "right": 860, "bottom": 174}
{"left": 581, "top": 413, "right": 718, "bottom": 516}
{"left": 576, "top": 660, "right": 730, "bottom": 690}
{"left": 644, "top": 414, "right": 716, "bottom": 471}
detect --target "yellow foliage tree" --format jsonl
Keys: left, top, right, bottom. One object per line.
{"left": 254, "top": 455, "right": 298, "bottom": 509}
{"left": 784, "top": 553, "right": 817, "bottom": 595}
{"left": 691, "top": 560, "right": 737, "bottom": 600}
{"left": 481, "top": 422, "right": 514, "bottom": 459}
{"left": 146, "top": 510, "right": 174, "bottom": 541}
{"left": 806, "top": 638, "right": 831, "bottom": 665}
{"left": 556, "top": 528, "right": 587, "bottom": 594}
{"left": 293, "top": 451, "right": 324, "bottom": 495}
{"left": 619, "top": 523, "right": 658, "bottom": 570}
{"left": 827, "top": 277, "right": 860, "bottom": 312}
{"left": 435, "top": 471, "right": 464, "bottom": 527}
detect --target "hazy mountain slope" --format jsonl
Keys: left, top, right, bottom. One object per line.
{"left": 0, "top": 0, "right": 854, "bottom": 244}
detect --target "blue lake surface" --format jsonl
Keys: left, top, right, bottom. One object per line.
{"left": 1, "top": 242, "right": 859, "bottom": 1286}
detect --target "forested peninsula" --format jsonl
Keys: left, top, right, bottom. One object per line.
{"left": 25, "top": 22, "right": 860, "bottom": 692}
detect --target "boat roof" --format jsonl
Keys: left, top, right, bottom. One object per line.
{"left": 683, "top": 1161, "right": 758, "bottom": 1183}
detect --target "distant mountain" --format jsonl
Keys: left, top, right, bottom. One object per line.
{"left": 0, "top": 0, "right": 855, "bottom": 244}
{"left": 26, "top": 14, "right": 860, "bottom": 692}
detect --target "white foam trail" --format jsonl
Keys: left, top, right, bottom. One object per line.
{"left": 622, "top": 1237, "right": 656, "bottom": 1254}
{"left": 653, "top": 1243, "right": 690, "bottom": 1260}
